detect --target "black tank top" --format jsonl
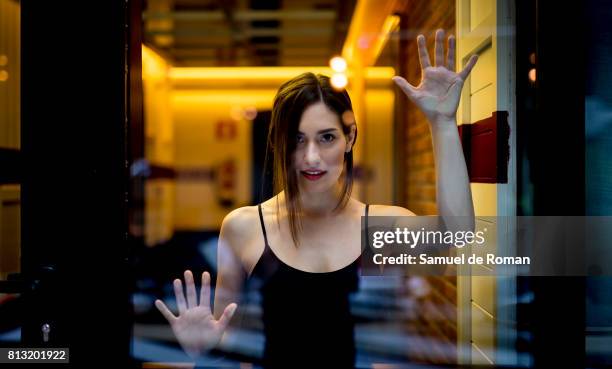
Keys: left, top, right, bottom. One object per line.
{"left": 247, "top": 203, "right": 369, "bottom": 368}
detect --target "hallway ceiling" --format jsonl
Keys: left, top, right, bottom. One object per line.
{"left": 143, "top": 0, "right": 357, "bottom": 67}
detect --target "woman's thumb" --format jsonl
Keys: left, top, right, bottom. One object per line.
{"left": 217, "top": 303, "right": 238, "bottom": 328}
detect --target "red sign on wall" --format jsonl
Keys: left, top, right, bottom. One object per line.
{"left": 458, "top": 111, "right": 510, "bottom": 183}
{"left": 215, "top": 119, "right": 237, "bottom": 140}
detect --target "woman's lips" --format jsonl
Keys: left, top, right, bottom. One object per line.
{"left": 301, "top": 170, "right": 327, "bottom": 181}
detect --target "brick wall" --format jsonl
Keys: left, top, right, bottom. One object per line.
{"left": 396, "top": 0, "right": 458, "bottom": 364}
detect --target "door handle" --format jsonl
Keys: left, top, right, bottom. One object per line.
{"left": 42, "top": 323, "right": 50, "bottom": 343}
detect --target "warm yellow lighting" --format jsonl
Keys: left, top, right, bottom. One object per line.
{"left": 230, "top": 106, "right": 243, "bottom": 121}
{"left": 0, "top": 55, "right": 7, "bottom": 66}
{"left": 331, "top": 73, "right": 348, "bottom": 89}
{"left": 167, "top": 66, "right": 397, "bottom": 90}
{"left": 342, "top": 0, "right": 397, "bottom": 67}
{"left": 169, "top": 67, "right": 396, "bottom": 81}
{"left": 0, "top": 70, "right": 8, "bottom": 82}
{"left": 170, "top": 67, "right": 335, "bottom": 81}
{"left": 329, "top": 56, "right": 347, "bottom": 72}
{"left": 370, "top": 15, "right": 400, "bottom": 61}
{"left": 168, "top": 66, "right": 395, "bottom": 89}
{"left": 142, "top": 45, "right": 170, "bottom": 81}
{"left": 170, "top": 67, "right": 339, "bottom": 89}
{"left": 243, "top": 107, "right": 258, "bottom": 120}
{"left": 364, "top": 67, "right": 395, "bottom": 80}
{"left": 529, "top": 68, "right": 536, "bottom": 82}
{"left": 344, "top": 11, "right": 400, "bottom": 68}
{"left": 153, "top": 35, "right": 174, "bottom": 48}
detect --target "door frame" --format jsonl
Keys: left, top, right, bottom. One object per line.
{"left": 455, "top": 0, "right": 518, "bottom": 365}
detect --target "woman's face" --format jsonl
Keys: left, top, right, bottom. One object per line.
{"left": 293, "top": 102, "right": 354, "bottom": 194}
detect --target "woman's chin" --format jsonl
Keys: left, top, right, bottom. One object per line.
{"left": 298, "top": 180, "right": 334, "bottom": 193}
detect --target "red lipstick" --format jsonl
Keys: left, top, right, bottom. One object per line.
{"left": 301, "top": 170, "right": 327, "bottom": 181}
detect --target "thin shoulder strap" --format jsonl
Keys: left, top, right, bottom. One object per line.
{"left": 364, "top": 203, "right": 369, "bottom": 239}
{"left": 258, "top": 203, "right": 270, "bottom": 246}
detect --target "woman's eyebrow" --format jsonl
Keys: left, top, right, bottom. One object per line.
{"left": 297, "top": 128, "right": 339, "bottom": 134}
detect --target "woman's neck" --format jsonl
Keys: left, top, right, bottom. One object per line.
{"left": 278, "top": 183, "right": 346, "bottom": 219}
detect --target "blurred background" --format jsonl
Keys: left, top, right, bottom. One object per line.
{"left": 1, "top": 0, "right": 612, "bottom": 368}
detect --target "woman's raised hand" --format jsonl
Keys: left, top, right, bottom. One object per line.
{"left": 392, "top": 29, "right": 478, "bottom": 125}
{"left": 155, "top": 270, "right": 238, "bottom": 359}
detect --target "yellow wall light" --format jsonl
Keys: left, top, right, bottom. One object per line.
{"left": 331, "top": 73, "right": 348, "bottom": 89}
{"left": 329, "top": 56, "right": 347, "bottom": 72}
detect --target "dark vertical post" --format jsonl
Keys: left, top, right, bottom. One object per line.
{"left": 21, "top": 0, "right": 136, "bottom": 365}
{"left": 531, "top": 1, "right": 586, "bottom": 368}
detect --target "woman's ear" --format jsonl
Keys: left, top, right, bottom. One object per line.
{"left": 345, "top": 124, "right": 356, "bottom": 153}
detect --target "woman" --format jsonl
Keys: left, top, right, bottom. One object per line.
{"left": 154, "top": 29, "right": 477, "bottom": 367}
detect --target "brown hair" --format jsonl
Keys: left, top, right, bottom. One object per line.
{"left": 263, "top": 72, "right": 357, "bottom": 247}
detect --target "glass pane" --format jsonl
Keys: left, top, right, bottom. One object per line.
{"left": 128, "top": 1, "right": 612, "bottom": 367}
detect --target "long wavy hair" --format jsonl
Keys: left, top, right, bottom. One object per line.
{"left": 262, "top": 72, "right": 358, "bottom": 247}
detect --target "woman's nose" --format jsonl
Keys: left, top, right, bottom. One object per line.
{"left": 304, "top": 142, "right": 321, "bottom": 165}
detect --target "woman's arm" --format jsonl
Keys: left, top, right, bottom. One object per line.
{"left": 213, "top": 208, "right": 251, "bottom": 320}
{"left": 393, "top": 29, "right": 477, "bottom": 229}
{"left": 430, "top": 118, "right": 474, "bottom": 223}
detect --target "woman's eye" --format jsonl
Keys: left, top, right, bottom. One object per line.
{"left": 296, "top": 135, "right": 305, "bottom": 144}
{"left": 321, "top": 134, "right": 336, "bottom": 143}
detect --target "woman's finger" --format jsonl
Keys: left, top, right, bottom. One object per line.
{"left": 459, "top": 54, "right": 479, "bottom": 80}
{"left": 184, "top": 270, "right": 198, "bottom": 309}
{"left": 446, "top": 35, "right": 456, "bottom": 71}
{"left": 199, "top": 271, "right": 211, "bottom": 309}
{"left": 417, "top": 34, "right": 431, "bottom": 69}
{"left": 434, "top": 29, "right": 445, "bottom": 67}
{"left": 217, "top": 303, "right": 238, "bottom": 330}
{"left": 173, "top": 278, "right": 187, "bottom": 315}
{"left": 155, "top": 299, "right": 177, "bottom": 323}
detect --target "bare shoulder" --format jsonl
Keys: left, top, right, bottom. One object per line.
{"left": 369, "top": 204, "right": 416, "bottom": 216}
{"left": 219, "top": 205, "right": 261, "bottom": 251}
